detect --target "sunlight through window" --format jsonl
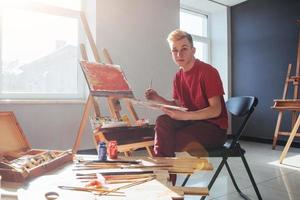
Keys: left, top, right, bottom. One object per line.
{"left": 0, "top": 0, "right": 83, "bottom": 99}
{"left": 180, "top": 8, "right": 210, "bottom": 63}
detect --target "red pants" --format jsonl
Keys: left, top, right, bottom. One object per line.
{"left": 154, "top": 115, "right": 227, "bottom": 157}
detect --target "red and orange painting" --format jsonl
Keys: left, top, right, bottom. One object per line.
{"left": 80, "top": 61, "right": 134, "bottom": 98}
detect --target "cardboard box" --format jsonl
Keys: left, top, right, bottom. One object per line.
{"left": 0, "top": 112, "right": 72, "bottom": 183}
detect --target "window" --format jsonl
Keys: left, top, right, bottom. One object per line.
{"left": 180, "top": 8, "right": 210, "bottom": 63}
{"left": 0, "top": 0, "right": 83, "bottom": 99}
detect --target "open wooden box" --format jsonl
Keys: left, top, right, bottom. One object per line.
{"left": 0, "top": 112, "right": 72, "bottom": 182}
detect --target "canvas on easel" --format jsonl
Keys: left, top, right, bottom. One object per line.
{"left": 80, "top": 61, "right": 134, "bottom": 98}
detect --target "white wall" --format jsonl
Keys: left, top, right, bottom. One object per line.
{"left": 94, "top": 0, "right": 179, "bottom": 122}
{"left": 211, "top": 7, "right": 230, "bottom": 100}
{"left": 0, "top": 0, "right": 180, "bottom": 151}
{"left": 0, "top": 102, "right": 94, "bottom": 150}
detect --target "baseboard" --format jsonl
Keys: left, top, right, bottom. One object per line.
{"left": 236, "top": 135, "right": 300, "bottom": 148}
{"left": 77, "top": 148, "right": 97, "bottom": 155}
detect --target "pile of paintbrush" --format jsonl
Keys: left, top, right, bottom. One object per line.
{"left": 73, "top": 159, "right": 172, "bottom": 171}
{"left": 58, "top": 176, "right": 155, "bottom": 197}
{"left": 77, "top": 172, "right": 156, "bottom": 184}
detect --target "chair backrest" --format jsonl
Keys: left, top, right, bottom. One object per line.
{"left": 226, "top": 96, "right": 258, "bottom": 148}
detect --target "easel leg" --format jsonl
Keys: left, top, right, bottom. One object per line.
{"left": 272, "top": 111, "right": 283, "bottom": 149}
{"left": 72, "top": 95, "right": 93, "bottom": 154}
{"left": 146, "top": 146, "right": 154, "bottom": 158}
{"left": 279, "top": 114, "right": 300, "bottom": 164}
{"left": 124, "top": 151, "right": 131, "bottom": 157}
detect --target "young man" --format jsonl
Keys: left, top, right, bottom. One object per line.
{"left": 145, "top": 29, "right": 228, "bottom": 157}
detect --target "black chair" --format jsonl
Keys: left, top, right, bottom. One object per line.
{"left": 182, "top": 96, "right": 262, "bottom": 200}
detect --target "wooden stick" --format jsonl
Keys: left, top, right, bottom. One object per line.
{"left": 76, "top": 176, "right": 96, "bottom": 179}
{"left": 76, "top": 171, "right": 154, "bottom": 176}
{"left": 76, "top": 174, "right": 155, "bottom": 180}
{"left": 124, "top": 99, "right": 139, "bottom": 122}
{"left": 80, "top": 43, "right": 88, "bottom": 61}
{"left": 124, "top": 164, "right": 173, "bottom": 169}
{"left": 104, "top": 174, "right": 155, "bottom": 180}
{"left": 279, "top": 114, "right": 300, "bottom": 163}
{"left": 101, "top": 177, "right": 155, "bottom": 196}
{"left": 79, "top": 163, "right": 172, "bottom": 168}
{"left": 71, "top": 177, "right": 155, "bottom": 196}
{"left": 58, "top": 185, "right": 123, "bottom": 194}
{"left": 283, "top": 64, "right": 292, "bottom": 99}
{"left": 272, "top": 111, "right": 283, "bottom": 149}
{"left": 76, "top": 163, "right": 122, "bottom": 167}
{"left": 79, "top": 12, "right": 101, "bottom": 62}
{"left": 73, "top": 166, "right": 117, "bottom": 171}
{"left": 74, "top": 164, "right": 173, "bottom": 170}
{"left": 103, "top": 180, "right": 134, "bottom": 184}
{"left": 103, "top": 48, "right": 113, "bottom": 65}
{"left": 170, "top": 186, "right": 209, "bottom": 196}
{"left": 72, "top": 94, "right": 94, "bottom": 154}
{"left": 103, "top": 178, "right": 154, "bottom": 184}
{"left": 78, "top": 160, "right": 141, "bottom": 164}
{"left": 81, "top": 177, "right": 156, "bottom": 184}
{"left": 145, "top": 146, "right": 154, "bottom": 158}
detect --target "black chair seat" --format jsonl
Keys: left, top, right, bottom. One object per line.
{"left": 207, "top": 143, "right": 246, "bottom": 157}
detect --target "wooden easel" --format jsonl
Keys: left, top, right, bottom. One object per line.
{"left": 72, "top": 45, "right": 154, "bottom": 157}
{"left": 272, "top": 20, "right": 300, "bottom": 163}
{"left": 272, "top": 64, "right": 300, "bottom": 149}
{"left": 71, "top": 12, "right": 154, "bottom": 157}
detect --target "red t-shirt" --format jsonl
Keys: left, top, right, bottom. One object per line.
{"left": 173, "top": 59, "right": 228, "bottom": 129}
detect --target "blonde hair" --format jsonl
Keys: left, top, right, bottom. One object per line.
{"left": 167, "top": 29, "right": 194, "bottom": 47}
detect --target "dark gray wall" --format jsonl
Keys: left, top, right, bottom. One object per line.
{"left": 231, "top": 0, "right": 300, "bottom": 140}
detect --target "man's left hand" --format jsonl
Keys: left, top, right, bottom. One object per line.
{"left": 161, "top": 107, "right": 188, "bottom": 120}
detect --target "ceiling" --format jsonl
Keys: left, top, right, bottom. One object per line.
{"left": 209, "top": 0, "right": 247, "bottom": 6}
{"left": 181, "top": 0, "right": 248, "bottom": 13}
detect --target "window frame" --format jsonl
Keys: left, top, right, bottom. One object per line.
{"left": 180, "top": 7, "right": 211, "bottom": 63}
{"left": 0, "top": 2, "right": 86, "bottom": 100}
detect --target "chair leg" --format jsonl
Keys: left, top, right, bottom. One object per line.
{"left": 181, "top": 174, "right": 191, "bottom": 186}
{"left": 241, "top": 153, "right": 263, "bottom": 200}
{"left": 200, "top": 157, "right": 227, "bottom": 200}
{"left": 225, "top": 161, "right": 251, "bottom": 200}
{"left": 224, "top": 161, "right": 241, "bottom": 193}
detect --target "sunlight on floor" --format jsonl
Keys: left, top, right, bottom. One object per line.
{"left": 269, "top": 154, "right": 300, "bottom": 172}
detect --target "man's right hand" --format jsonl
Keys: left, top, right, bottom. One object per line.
{"left": 144, "top": 89, "right": 160, "bottom": 101}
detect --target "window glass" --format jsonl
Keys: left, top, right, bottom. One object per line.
{"left": 180, "top": 11, "right": 207, "bottom": 37}
{"left": 180, "top": 8, "right": 210, "bottom": 63}
{"left": 32, "top": 0, "right": 81, "bottom": 10}
{"left": 194, "top": 40, "right": 208, "bottom": 63}
{"left": 0, "top": 0, "right": 82, "bottom": 99}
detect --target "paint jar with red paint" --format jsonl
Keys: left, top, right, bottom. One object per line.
{"left": 108, "top": 141, "right": 118, "bottom": 159}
